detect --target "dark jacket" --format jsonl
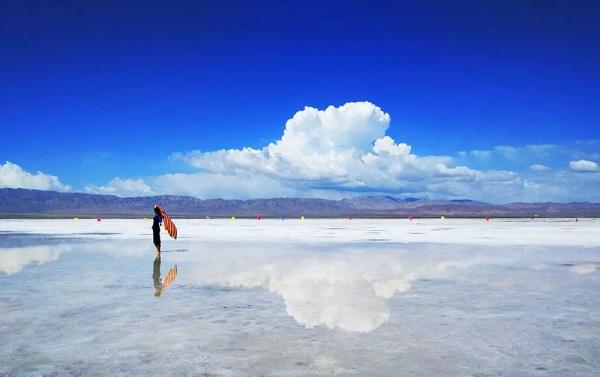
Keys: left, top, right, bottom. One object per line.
{"left": 152, "top": 215, "right": 162, "bottom": 234}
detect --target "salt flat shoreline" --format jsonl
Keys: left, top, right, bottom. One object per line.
{"left": 0, "top": 215, "right": 594, "bottom": 219}
{"left": 1, "top": 218, "right": 599, "bottom": 247}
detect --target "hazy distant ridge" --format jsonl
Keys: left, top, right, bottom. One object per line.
{"left": 1, "top": 188, "right": 599, "bottom": 218}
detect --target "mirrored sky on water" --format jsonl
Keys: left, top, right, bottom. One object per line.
{"left": 1, "top": 222, "right": 600, "bottom": 376}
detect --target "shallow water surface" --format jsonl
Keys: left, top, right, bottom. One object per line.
{"left": 1, "top": 220, "right": 600, "bottom": 376}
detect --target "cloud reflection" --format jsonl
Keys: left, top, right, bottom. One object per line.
{"left": 569, "top": 263, "right": 598, "bottom": 274}
{"left": 0, "top": 245, "right": 68, "bottom": 275}
{"left": 180, "top": 245, "right": 499, "bottom": 332}
{"left": 3, "top": 236, "right": 597, "bottom": 334}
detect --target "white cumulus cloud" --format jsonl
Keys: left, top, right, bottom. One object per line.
{"left": 569, "top": 159, "right": 599, "bottom": 173}
{"left": 166, "top": 101, "right": 518, "bottom": 200}
{"left": 0, "top": 161, "right": 70, "bottom": 191}
{"left": 84, "top": 105, "right": 600, "bottom": 202}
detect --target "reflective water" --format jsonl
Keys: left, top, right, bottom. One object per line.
{"left": 1, "top": 221, "right": 600, "bottom": 376}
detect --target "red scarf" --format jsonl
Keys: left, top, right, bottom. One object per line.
{"left": 155, "top": 205, "right": 177, "bottom": 239}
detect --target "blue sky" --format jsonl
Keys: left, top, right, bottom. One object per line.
{"left": 1, "top": 1, "right": 599, "bottom": 202}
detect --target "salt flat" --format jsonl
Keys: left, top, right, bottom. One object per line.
{"left": 2, "top": 217, "right": 600, "bottom": 246}
{"left": 1, "top": 219, "right": 599, "bottom": 376}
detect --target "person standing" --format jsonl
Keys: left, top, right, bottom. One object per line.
{"left": 152, "top": 205, "right": 162, "bottom": 256}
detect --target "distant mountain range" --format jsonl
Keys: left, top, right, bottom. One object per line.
{"left": 1, "top": 188, "right": 599, "bottom": 218}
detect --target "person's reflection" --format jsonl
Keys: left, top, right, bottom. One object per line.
{"left": 153, "top": 256, "right": 163, "bottom": 297}
{"left": 153, "top": 256, "right": 177, "bottom": 297}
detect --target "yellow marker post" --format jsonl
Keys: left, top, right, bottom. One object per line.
{"left": 300, "top": 216, "right": 305, "bottom": 221}
{"left": 440, "top": 215, "right": 445, "bottom": 220}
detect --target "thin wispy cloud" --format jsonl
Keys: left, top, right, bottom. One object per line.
{"left": 529, "top": 164, "right": 550, "bottom": 172}
{"left": 457, "top": 142, "right": 600, "bottom": 170}
{"left": 85, "top": 177, "right": 152, "bottom": 197}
